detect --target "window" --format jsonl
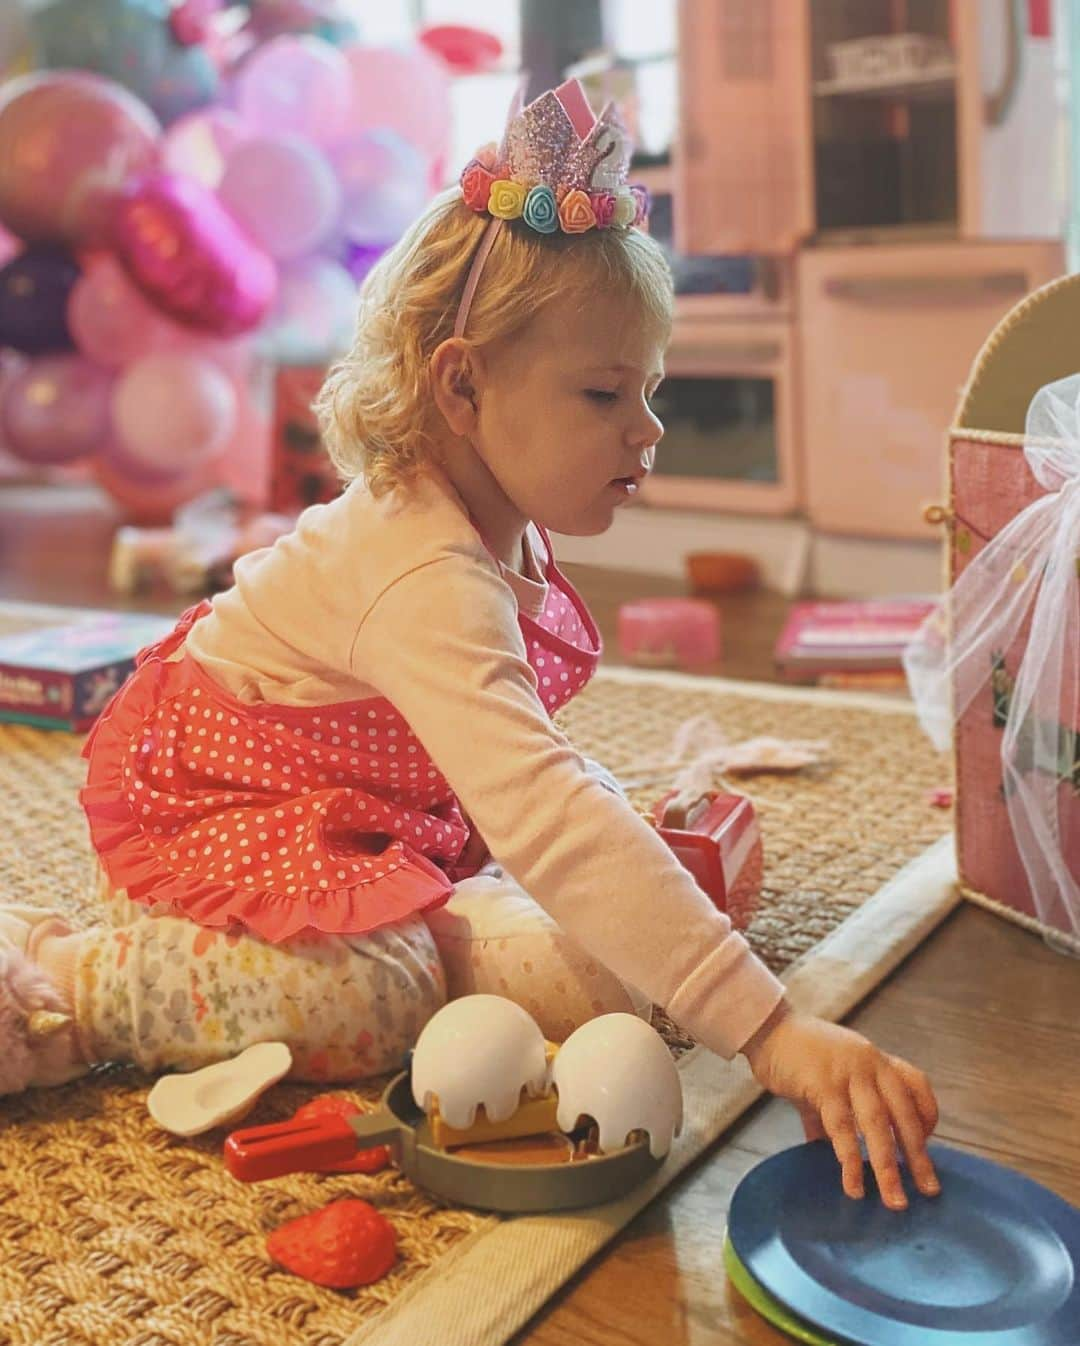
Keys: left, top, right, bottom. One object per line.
{"left": 600, "top": 0, "right": 677, "bottom": 162}
{"left": 338, "top": 0, "right": 522, "bottom": 179}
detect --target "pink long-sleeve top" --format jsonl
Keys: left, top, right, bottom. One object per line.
{"left": 88, "top": 466, "right": 784, "bottom": 1058}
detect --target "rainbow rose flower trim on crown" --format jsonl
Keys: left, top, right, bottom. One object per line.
{"left": 488, "top": 179, "right": 527, "bottom": 220}
{"left": 461, "top": 159, "right": 496, "bottom": 212}
{"left": 612, "top": 188, "right": 637, "bottom": 227}
{"left": 589, "top": 191, "right": 616, "bottom": 229}
{"left": 523, "top": 184, "right": 559, "bottom": 233}
{"left": 457, "top": 79, "right": 651, "bottom": 234}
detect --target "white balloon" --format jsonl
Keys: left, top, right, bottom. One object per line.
{"left": 259, "top": 255, "right": 357, "bottom": 364}
{"left": 328, "top": 128, "right": 430, "bottom": 245}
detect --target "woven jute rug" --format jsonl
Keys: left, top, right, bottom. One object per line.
{"left": 0, "top": 668, "right": 960, "bottom": 1346}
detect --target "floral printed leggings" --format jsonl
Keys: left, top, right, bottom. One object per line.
{"left": 72, "top": 863, "right": 645, "bottom": 1083}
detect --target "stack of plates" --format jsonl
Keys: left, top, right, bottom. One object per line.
{"left": 724, "top": 1141, "right": 1080, "bottom": 1345}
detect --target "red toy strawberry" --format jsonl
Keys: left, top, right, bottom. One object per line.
{"left": 267, "top": 1198, "right": 396, "bottom": 1289}
{"left": 292, "top": 1095, "right": 391, "bottom": 1174}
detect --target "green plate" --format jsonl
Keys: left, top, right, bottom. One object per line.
{"left": 723, "top": 1234, "right": 841, "bottom": 1346}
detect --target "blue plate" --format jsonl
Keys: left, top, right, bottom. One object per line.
{"left": 727, "top": 1141, "right": 1080, "bottom": 1346}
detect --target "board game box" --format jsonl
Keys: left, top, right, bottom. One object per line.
{"left": 0, "top": 601, "right": 176, "bottom": 732}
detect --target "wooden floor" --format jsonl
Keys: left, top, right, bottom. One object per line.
{"left": 3, "top": 483, "right": 1078, "bottom": 1346}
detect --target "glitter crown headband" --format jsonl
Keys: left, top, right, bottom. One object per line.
{"left": 453, "top": 78, "right": 651, "bottom": 337}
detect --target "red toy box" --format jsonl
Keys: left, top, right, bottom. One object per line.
{"left": 653, "top": 790, "right": 763, "bottom": 930}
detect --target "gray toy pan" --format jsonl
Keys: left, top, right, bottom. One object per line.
{"left": 224, "top": 1069, "right": 665, "bottom": 1213}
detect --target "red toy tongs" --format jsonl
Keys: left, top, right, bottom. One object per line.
{"left": 225, "top": 1111, "right": 397, "bottom": 1181}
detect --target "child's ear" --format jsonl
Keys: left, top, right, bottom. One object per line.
{"left": 430, "top": 338, "right": 481, "bottom": 435}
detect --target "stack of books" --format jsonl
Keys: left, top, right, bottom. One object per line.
{"left": 773, "top": 597, "right": 937, "bottom": 687}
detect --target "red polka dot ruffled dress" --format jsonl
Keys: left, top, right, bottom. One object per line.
{"left": 79, "top": 528, "right": 601, "bottom": 943}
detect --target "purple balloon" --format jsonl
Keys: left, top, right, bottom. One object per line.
{"left": 0, "top": 247, "right": 80, "bottom": 354}
{"left": 111, "top": 172, "right": 278, "bottom": 336}
{"left": 342, "top": 240, "right": 388, "bottom": 283}
{"left": 0, "top": 353, "right": 113, "bottom": 464}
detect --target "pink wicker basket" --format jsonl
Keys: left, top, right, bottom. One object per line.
{"left": 945, "top": 272, "right": 1080, "bottom": 950}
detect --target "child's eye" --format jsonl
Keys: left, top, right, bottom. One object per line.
{"left": 585, "top": 389, "right": 618, "bottom": 403}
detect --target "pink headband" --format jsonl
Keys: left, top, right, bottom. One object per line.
{"left": 452, "top": 78, "right": 651, "bottom": 339}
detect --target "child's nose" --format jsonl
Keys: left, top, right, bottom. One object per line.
{"left": 629, "top": 403, "right": 664, "bottom": 450}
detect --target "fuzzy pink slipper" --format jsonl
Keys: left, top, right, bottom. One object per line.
{"left": 0, "top": 946, "right": 86, "bottom": 1095}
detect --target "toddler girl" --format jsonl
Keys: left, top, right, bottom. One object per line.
{"left": 1, "top": 81, "right": 939, "bottom": 1211}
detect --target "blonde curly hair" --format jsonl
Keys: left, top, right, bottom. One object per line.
{"left": 314, "top": 188, "right": 674, "bottom": 497}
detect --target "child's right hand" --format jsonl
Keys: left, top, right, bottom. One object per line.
{"left": 741, "top": 1001, "right": 940, "bottom": 1211}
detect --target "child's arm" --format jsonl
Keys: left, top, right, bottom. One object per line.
{"left": 457, "top": 756, "right": 623, "bottom": 873}
{"left": 357, "top": 555, "right": 785, "bottom": 1059}
{"left": 356, "top": 555, "right": 939, "bottom": 1202}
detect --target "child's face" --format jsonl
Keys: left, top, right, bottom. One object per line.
{"left": 475, "top": 292, "right": 668, "bottom": 536}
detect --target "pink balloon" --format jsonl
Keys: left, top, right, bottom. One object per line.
{"left": 92, "top": 449, "right": 210, "bottom": 523}
{"left": 99, "top": 432, "right": 194, "bottom": 487}
{"left": 0, "top": 222, "right": 17, "bottom": 267}
{"left": 209, "top": 369, "right": 272, "bottom": 506}
{"left": 0, "top": 353, "right": 113, "bottom": 465}
{"left": 343, "top": 45, "right": 451, "bottom": 167}
{"left": 112, "top": 352, "right": 237, "bottom": 472}
{"left": 233, "top": 35, "right": 352, "bottom": 145}
{"left": 0, "top": 350, "right": 24, "bottom": 474}
{"left": 67, "top": 254, "right": 171, "bottom": 369}
{"left": 161, "top": 107, "right": 248, "bottom": 190}
{"left": 112, "top": 172, "right": 278, "bottom": 336}
{"left": 95, "top": 365, "right": 268, "bottom": 520}
{"left": 150, "top": 328, "right": 253, "bottom": 376}
{"left": 68, "top": 252, "right": 257, "bottom": 373}
{"left": 0, "top": 72, "right": 160, "bottom": 246}
{"left": 218, "top": 135, "right": 341, "bottom": 262}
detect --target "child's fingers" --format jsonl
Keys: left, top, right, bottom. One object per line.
{"left": 878, "top": 1067, "right": 941, "bottom": 1198}
{"left": 819, "top": 1095, "right": 864, "bottom": 1199}
{"left": 797, "top": 1101, "right": 826, "bottom": 1142}
{"left": 849, "top": 1076, "right": 907, "bottom": 1210}
{"left": 888, "top": 1054, "right": 939, "bottom": 1136}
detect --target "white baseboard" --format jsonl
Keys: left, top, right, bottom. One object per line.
{"left": 552, "top": 505, "right": 945, "bottom": 598}
{"left": 808, "top": 532, "right": 945, "bottom": 598}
